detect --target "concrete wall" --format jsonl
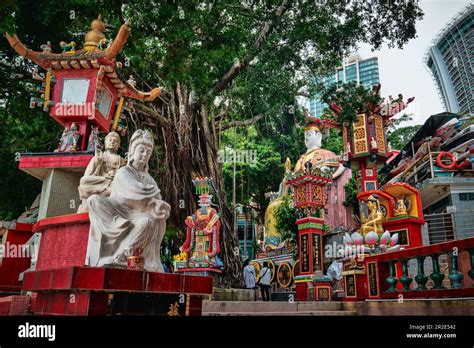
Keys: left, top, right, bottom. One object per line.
{"left": 39, "top": 169, "right": 82, "bottom": 220}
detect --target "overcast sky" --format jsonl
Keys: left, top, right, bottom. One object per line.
{"left": 357, "top": 0, "right": 471, "bottom": 127}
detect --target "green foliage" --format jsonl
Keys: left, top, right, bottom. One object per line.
{"left": 319, "top": 81, "right": 382, "bottom": 125}
{"left": 0, "top": 0, "right": 17, "bottom": 34}
{"left": 343, "top": 175, "right": 359, "bottom": 216}
{"left": 0, "top": 0, "right": 424, "bottom": 227}
{"left": 322, "top": 128, "right": 343, "bottom": 154}
{"left": 388, "top": 124, "right": 421, "bottom": 151}
{"left": 273, "top": 194, "right": 298, "bottom": 242}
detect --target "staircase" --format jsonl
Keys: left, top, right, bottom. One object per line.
{"left": 202, "top": 301, "right": 356, "bottom": 316}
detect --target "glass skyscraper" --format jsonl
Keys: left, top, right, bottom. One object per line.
{"left": 309, "top": 53, "right": 380, "bottom": 117}
{"left": 424, "top": 4, "right": 473, "bottom": 115}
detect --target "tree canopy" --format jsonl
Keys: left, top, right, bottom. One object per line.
{"left": 0, "top": 0, "right": 423, "bottom": 286}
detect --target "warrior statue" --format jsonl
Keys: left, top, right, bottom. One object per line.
{"left": 180, "top": 177, "right": 222, "bottom": 269}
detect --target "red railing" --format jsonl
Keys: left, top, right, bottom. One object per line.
{"left": 365, "top": 237, "right": 474, "bottom": 299}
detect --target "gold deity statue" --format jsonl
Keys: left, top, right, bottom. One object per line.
{"left": 394, "top": 196, "right": 409, "bottom": 216}
{"left": 360, "top": 194, "right": 384, "bottom": 235}
{"left": 263, "top": 158, "right": 292, "bottom": 251}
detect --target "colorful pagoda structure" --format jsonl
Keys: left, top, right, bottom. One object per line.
{"left": 323, "top": 86, "right": 429, "bottom": 300}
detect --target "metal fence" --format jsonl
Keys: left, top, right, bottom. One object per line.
{"left": 425, "top": 210, "right": 474, "bottom": 244}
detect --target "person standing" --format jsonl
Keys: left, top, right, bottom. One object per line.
{"left": 259, "top": 262, "right": 272, "bottom": 301}
{"left": 243, "top": 259, "right": 256, "bottom": 299}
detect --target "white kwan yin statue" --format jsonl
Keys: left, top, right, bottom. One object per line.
{"left": 85, "top": 129, "right": 171, "bottom": 272}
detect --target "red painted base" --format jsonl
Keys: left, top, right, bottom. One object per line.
{"left": 295, "top": 282, "right": 309, "bottom": 301}
{"left": 383, "top": 219, "right": 423, "bottom": 249}
{"left": 343, "top": 271, "right": 368, "bottom": 302}
{"left": 0, "top": 295, "right": 30, "bottom": 315}
{"left": 314, "top": 281, "right": 332, "bottom": 301}
{"left": 33, "top": 213, "right": 90, "bottom": 271}
{"left": 0, "top": 226, "right": 34, "bottom": 294}
{"left": 176, "top": 267, "right": 222, "bottom": 273}
{"left": 22, "top": 266, "right": 213, "bottom": 294}
{"left": 22, "top": 266, "right": 212, "bottom": 316}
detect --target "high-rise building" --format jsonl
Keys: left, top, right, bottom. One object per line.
{"left": 308, "top": 53, "right": 380, "bottom": 117}
{"left": 424, "top": 4, "right": 473, "bottom": 115}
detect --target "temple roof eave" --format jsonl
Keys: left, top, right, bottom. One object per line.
{"left": 104, "top": 22, "right": 131, "bottom": 61}
{"left": 121, "top": 86, "right": 161, "bottom": 102}
{"left": 5, "top": 33, "right": 44, "bottom": 67}
{"left": 5, "top": 21, "right": 131, "bottom": 68}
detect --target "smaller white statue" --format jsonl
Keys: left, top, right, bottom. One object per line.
{"left": 370, "top": 137, "right": 378, "bottom": 151}
{"left": 77, "top": 132, "right": 124, "bottom": 213}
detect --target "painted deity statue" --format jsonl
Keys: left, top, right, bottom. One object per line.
{"left": 55, "top": 122, "right": 80, "bottom": 152}
{"left": 294, "top": 115, "right": 343, "bottom": 178}
{"left": 181, "top": 177, "right": 222, "bottom": 269}
{"left": 293, "top": 114, "right": 353, "bottom": 228}
{"left": 87, "top": 126, "right": 102, "bottom": 153}
{"left": 85, "top": 129, "right": 171, "bottom": 272}
{"left": 77, "top": 131, "right": 125, "bottom": 213}
{"left": 360, "top": 194, "right": 384, "bottom": 235}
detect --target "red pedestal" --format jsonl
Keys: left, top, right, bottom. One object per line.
{"left": 314, "top": 281, "right": 332, "bottom": 301}
{"left": 383, "top": 218, "right": 424, "bottom": 248}
{"left": 33, "top": 213, "right": 90, "bottom": 271}
{"left": 295, "top": 282, "right": 309, "bottom": 301}
{"left": 342, "top": 270, "right": 368, "bottom": 302}
{"left": 23, "top": 267, "right": 212, "bottom": 316}
{"left": 296, "top": 217, "right": 324, "bottom": 275}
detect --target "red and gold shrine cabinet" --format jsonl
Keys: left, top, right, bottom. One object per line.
{"left": 288, "top": 175, "right": 332, "bottom": 209}
{"left": 382, "top": 183, "right": 425, "bottom": 248}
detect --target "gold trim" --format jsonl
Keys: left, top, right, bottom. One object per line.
{"left": 277, "top": 263, "right": 292, "bottom": 288}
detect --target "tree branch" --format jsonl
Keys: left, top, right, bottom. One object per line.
{"left": 202, "top": 0, "right": 290, "bottom": 103}
{"left": 133, "top": 103, "right": 171, "bottom": 128}
{"left": 220, "top": 114, "right": 265, "bottom": 130}
{"left": 296, "top": 91, "right": 310, "bottom": 98}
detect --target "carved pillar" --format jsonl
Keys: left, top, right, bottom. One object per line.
{"left": 386, "top": 260, "right": 398, "bottom": 292}
{"left": 430, "top": 254, "right": 445, "bottom": 289}
{"left": 448, "top": 250, "right": 464, "bottom": 289}
{"left": 415, "top": 256, "right": 428, "bottom": 290}
{"left": 400, "top": 259, "right": 413, "bottom": 291}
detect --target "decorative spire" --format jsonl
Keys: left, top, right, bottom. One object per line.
{"left": 192, "top": 177, "right": 213, "bottom": 195}
{"left": 83, "top": 14, "right": 106, "bottom": 51}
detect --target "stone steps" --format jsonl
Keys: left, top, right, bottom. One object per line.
{"left": 202, "top": 300, "right": 350, "bottom": 316}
